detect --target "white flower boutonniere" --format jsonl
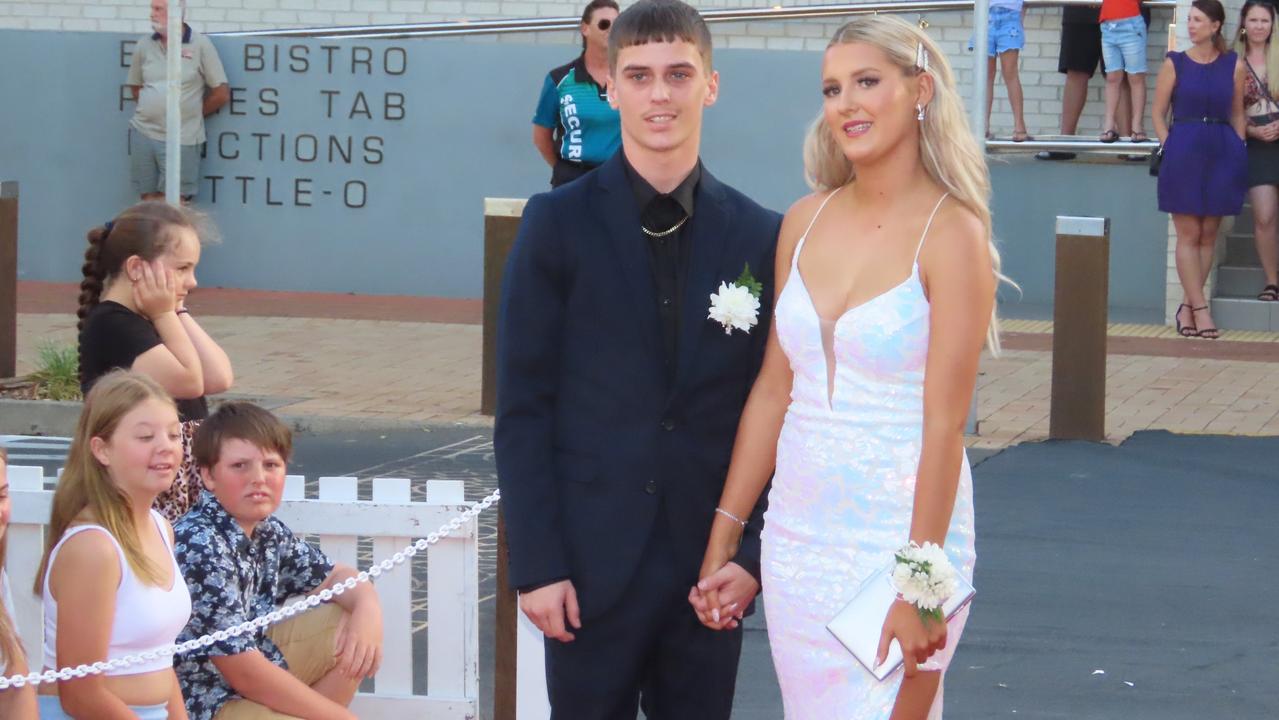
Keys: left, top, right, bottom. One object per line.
{"left": 707, "top": 264, "right": 763, "bottom": 335}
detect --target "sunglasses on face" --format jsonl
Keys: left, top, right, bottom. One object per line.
{"left": 597, "top": 18, "right": 611, "bottom": 30}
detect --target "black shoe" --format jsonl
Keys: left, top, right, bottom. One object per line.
{"left": 1035, "top": 151, "right": 1077, "bottom": 161}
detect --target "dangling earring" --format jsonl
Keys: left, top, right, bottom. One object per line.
{"left": 917, "top": 103, "right": 926, "bottom": 121}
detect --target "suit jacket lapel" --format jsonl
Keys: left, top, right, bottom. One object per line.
{"left": 670, "top": 170, "right": 732, "bottom": 400}
{"left": 593, "top": 155, "right": 662, "bottom": 358}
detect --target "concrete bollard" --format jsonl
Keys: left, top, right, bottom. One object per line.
{"left": 1049, "top": 216, "right": 1110, "bottom": 441}
{"left": 0, "top": 181, "right": 18, "bottom": 379}
{"left": 482, "top": 198, "right": 527, "bottom": 417}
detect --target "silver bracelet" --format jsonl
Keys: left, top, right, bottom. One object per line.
{"left": 714, "top": 507, "right": 747, "bottom": 528}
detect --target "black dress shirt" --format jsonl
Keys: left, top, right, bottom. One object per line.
{"left": 622, "top": 154, "right": 702, "bottom": 372}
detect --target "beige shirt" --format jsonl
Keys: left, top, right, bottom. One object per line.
{"left": 127, "top": 25, "right": 228, "bottom": 145}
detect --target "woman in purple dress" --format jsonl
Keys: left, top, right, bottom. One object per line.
{"left": 1153, "top": 0, "right": 1247, "bottom": 339}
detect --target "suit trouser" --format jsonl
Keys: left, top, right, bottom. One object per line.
{"left": 544, "top": 511, "right": 744, "bottom": 720}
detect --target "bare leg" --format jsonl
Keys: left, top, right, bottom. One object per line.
{"left": 1127, "top": 72, "right": 1148, "bottom": 136}
{"left": 1251, "top": 185, "right": 1279, "bottom": 287}
{"left": 1199, "top": 215, "right": 1222, "bottom": 287}
{"left": 986, "top": 55, "right": 998, "bottom": 137}
{"left": 1116, "top": 78, "right": 1134, "bottom": 136}
{"left": 1174, "top": 213, "right": 1207, "bottom": 308}
{"left": 1061, "top": 70, "right": 1091, "bottom": 133}
{"left": 1172, "top": 214, "right": 1205, "bottom": 335}
{"left": 1102, "top": 70, "right": 1124, "bottom": 136}
{"left": 1001, "top": 50, "right": 1027, "bottom": 137}
{"left": 890, "top": 671, "right": 944, "bottom": 720}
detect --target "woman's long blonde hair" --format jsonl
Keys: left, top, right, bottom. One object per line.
{"left": 0, "top": 449, "right": 24, "bottom": 669}
{"left": 34, "top": 371, "right": 176, "bottom": 594}
{"left": 1235, "top": 0, "right": 1279, "bottom": 98}
{"left": 803, "top": 15, "right": 1005, "bottom": 353}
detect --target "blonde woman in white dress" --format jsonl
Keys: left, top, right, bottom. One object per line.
{"left": 693, "top": 16, "right": 1003, "bottom": 719}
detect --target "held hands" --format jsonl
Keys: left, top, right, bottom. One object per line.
{"left": 1262, "top": 121, "right": 1279, "bottom": 142}
{"left": 130, "top": 259, "right": 179, "bottom": 320}
{"left": 876, "top": 599, "right": 947, "bottom": 678}
{"left": 520, "top": 579, "right": 581, "bottom": 643}
{"left": 333, "top": 603, "right": 384, "bottom": 679}
{"left": 690, "top": 538, "right": 759, "bottom": 631}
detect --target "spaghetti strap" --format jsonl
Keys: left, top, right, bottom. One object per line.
{"left": 793, "top": 186, "right": 846, "bottom": 267}
{"left": 149, "top": 509, "right": 173, "bottom": 552}
{"left": 913, "top": 192, "right": 950, "bottom": 264}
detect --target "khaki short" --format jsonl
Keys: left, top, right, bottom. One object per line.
{"left": 214, "top": 603, "right": 345, "bottom": 720}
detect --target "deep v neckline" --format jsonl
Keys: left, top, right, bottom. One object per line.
{"left": 785, "top": 188, "right": 948, "bottom": 411}
{"left": 792, "top": 261, "right": 919, "bottom": 326}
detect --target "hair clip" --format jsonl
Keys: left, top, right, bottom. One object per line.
{"left": 915, "top": 42, "right": 929, "bottom": 72}
{"left": 103, "top": 220, "right": 114, "bottom": 236}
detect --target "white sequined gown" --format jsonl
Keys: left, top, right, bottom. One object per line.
{"left": 762, "top": 190, "right": 976, "bottom": 719}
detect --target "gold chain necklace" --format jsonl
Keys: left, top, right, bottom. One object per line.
{"left": 641, "top": 215, "right": 689, "bottom": 238}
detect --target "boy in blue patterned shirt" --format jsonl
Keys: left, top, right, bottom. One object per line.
{"left": 173, "top": 402, "right": 383, "bottom": 720}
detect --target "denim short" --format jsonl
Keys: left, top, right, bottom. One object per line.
{"left": 1100, "top": 15, "right": 1148, "bottom": 74}
{"left": 39, "top": 695, "right": 168, "bottom": 719}
{"left": 969, "top": 6, "right": 1025, "bottom": 57}
{"left": 128, "top": 127, "right": 202, "bottom": 199}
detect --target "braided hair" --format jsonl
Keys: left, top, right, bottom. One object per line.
{"left": 76, "top": 201, "right": 212, "bottom": 381}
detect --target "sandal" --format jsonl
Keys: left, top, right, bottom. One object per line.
{"left": 1131, "top": 130, "right": 1150, "bottom": 143}
{"left": 1012, "top": 130, "right": 1033, "bottom": 142}
{"left": 1259, "top": 284, "right": 1279, "bottom": 301}
{"left": 1100, "top": 129, "right": 1120, "bottom": 143}
{"left": 1175, "top": 303, "right": 1197, "bottom": 337}
{"left": 1192, "top": 306, "right": 1220, "bottom": 339}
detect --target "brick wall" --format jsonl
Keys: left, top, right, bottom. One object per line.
{"left": 0, "top": 0, "right": 1192, "bottom": 137}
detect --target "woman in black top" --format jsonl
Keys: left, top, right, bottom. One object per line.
{"left": 77, "top": 201, "right": 234, "bottom": 519}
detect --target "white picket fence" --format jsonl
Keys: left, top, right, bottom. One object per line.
{"left": 5, "top": 465, "right": 480, "bottom": 719}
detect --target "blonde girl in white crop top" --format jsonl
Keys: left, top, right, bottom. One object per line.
{"left": 34, "top": 371, "right": 193, "bottom": 720}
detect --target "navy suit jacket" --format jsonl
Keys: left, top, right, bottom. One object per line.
{"left": 495, "top": 152, "right": 782, "bottom": 619}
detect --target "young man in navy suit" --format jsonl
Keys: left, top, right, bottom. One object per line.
{"left": 496, "top": 1, "right": 782, "bottom": 716}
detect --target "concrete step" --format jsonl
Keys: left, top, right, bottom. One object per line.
{"left": 1225, "top": 233, "right": 1262, "bottom": 266}
{"left": 1209, "top": 296, "right": 1279, "bottom": 331}
{"left": 1216, "top": 265, "right": 1273, "bottom": 297}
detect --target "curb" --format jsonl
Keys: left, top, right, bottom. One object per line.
{"left": 0, "top": 398, "right": 494, "bottom": 437}
{"left": 0, "top": 399, "right": 82, "bottom": 436}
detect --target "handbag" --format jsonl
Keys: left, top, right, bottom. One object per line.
{"left": 826, "top": 560, "right": 976, "bottom": 681}
{"left": 1149, "top": 146, "right": 1163, "bottom": 177}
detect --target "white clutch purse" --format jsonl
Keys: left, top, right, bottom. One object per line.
{"left": 826, "top": 562, "right": 975, "bottom": 681}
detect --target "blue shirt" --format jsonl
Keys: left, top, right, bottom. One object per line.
{"left": 533, "top": 54, "right": 621, "bottom": 165}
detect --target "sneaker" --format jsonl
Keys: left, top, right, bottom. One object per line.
{"left": 1035, "top": 151, "right": 1076, "bottom": 161}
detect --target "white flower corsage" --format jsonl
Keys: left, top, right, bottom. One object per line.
{"left": 890, "top": 541, "right": 958, "bottom": 623}
{"left": 707, "top": 264, "right": 763, "bottom": 335}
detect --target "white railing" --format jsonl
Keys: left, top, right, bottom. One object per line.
{"left": 6, "top": 465, "right": 480, "bottom": 719}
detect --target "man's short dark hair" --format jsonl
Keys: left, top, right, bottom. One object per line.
{"left": 192, "top": 401, "right": 293, "bottom": 469}
{"left": 608, "top": 0, "right": 713, "bottom": 73}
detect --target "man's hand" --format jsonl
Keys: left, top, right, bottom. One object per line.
{"left": 690, "top": 562, "right": 759, "bottom": 631}
{"left": 333, "top": 603, "right": 384, "bottom": 679}
{"left": 519, "top": 579, "right": 581, "bottom": 642}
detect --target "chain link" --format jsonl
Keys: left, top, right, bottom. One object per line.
{"left": 0, "top": 489, "right": 500, "bottom": 691}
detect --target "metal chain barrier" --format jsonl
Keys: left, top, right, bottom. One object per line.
{"left": 0, "top": 489, "right": 501, "bottom": 691}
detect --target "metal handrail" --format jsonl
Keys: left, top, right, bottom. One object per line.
{"left": 214, "top": 0, "right": 1176, "bottom": 38}
{"left": 987, "top": 138, "right": 1160, "bottom": 155}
